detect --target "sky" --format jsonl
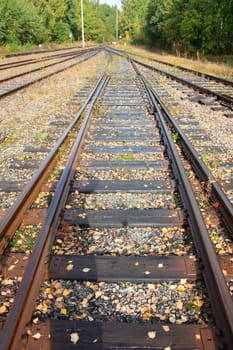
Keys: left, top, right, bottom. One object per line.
{"left": 99, "top": 0, "right": 122, "bottom": 9}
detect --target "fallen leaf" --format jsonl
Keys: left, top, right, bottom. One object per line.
{"left": 66, "top": 264, "right": 74, "bottom": 271}
{"left": 70, "top": 332, "right": 79, "bottom": 344}
{"left": 162, "top": 325, "right": 170, "bottom": 332}
{"left": 212, "top": 202, "right": 219, "bottom": 208}
{"left": 180, "top": 278, "right": 187, "bottom": 284}
{"left": 0, "top": 305, "right": 7, "bottom": 314}
{"left": 147, "top": 331, "right": 156, "bottom": 339}
{"left": 61, "top": 308, "right": 67, "bottom": 315}
{"left": 193, "top": 299, "right": 203, "bottom": 308}
{"left": 63, "top": 289, "right": 71, "bottom": 297}
{"left": 82, "top": 268, "right": 91, "bottom": 273}
{"left": 177, "top": 285, "right": 185, "bottom": 292}
{"left": 32, "top": 333, "right": 41, "bottom": 339}
{"left": 42, "top": 304, "right": 48, "bottom": 314}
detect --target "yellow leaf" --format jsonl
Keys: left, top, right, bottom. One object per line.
{"left": 193, "top": 299, "right": 203, "bottom": 308}
{"left": 66, "top": 264, "right": 74, "bottom": 271}
{"left": 0, "top": 305, "right": 7, "bottom": 314}
{"left": 42, "top": 304, "right": 48, "bottom": 313}
{"left": 63, "top": 289, "right": 71, "bottom": 297}
{"left": 61, "top": 308, "right": 67, "bottom": 315}
{"left": 177, "top": 285, "right": 185, "bottom": 292}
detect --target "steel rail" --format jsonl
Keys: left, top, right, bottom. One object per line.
{"left": 109, "top": 46, "right": 233, "bottom": 88}
{"left": 148, "top": 87, "right": 233, "bottom": 237}
{"left": 132, "top": 60, "right": 233, "bottom": 350}
{"left": 105, "top": 47, "right": 233, "bottom": 107}
{"left": 107, "top": 46, "right": 233, "bottom": 89}
{"left": 0, "top": 73, "right": 109, "bottom": 350}
{"left": 132, "top": 54, "right": 233, "bottom": 236}
{"left": 133, "top": 58, "right": 233, "bottom": 107}
{"left": 0, "top": 49, "right": 88, "bottom": 71}
{"left": 2, "top": 45, "right": 91, "bottom": 58}
{"left": 0, "top": 49, "right": 93, "bottom": 83}
{"left": 0, "top": 49, "right": 100, "bottom": 98}
{"left": 148, "top": 56, "right": 233, "bottom": 87}
{"left": 108, "top": 47, "right": 233, "bottom": 234}
{"left": 0, "top": 74, "right": 105, "bottom": 255}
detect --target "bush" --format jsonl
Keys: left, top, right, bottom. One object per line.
{"left": 52, "top": 22, "right": 70, "bottom": 43}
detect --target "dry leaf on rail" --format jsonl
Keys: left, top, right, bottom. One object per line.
{"left": 147, "top": 331, "right": 156, "bottom": 339}
{"left": 32, "top": 333, "right": 41, "bottom": 340}
{"left": 82, "top": 267, "right": 91, "bottom": 273}
{"left": 66, "top": 264, "right": 74, "bottom": 271}
{"left": 70, "top": 332, "right": 79, "bottom": 344}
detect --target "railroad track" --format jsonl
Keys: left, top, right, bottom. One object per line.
{"left": 0, "top": 51, "right": 232, "bottom": 349}
{"left": 108, "top": 47, "right": 233, "bottom": 109}
{"left": 0, "top": 47, "right": 99, "bottom": 98}
{"left": 0, "top": 48, "right": 86, "bottom": 71}
{"left": 106, "top": 48, "right": 233, "bottom": 213}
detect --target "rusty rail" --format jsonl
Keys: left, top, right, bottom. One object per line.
{"left": 0, "top": 74, "right": 105, "bottom": 255}
{"left": 132, "top": 60, "right": 233, "bottom": 349}
{"left": 0, "top": 74, "right": 109, "bottom": 350}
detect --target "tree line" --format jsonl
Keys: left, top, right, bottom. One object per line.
{"left": 121, "top": 0, "right": 233, "bottom": 57}
{"left": 0, "top": 0, "right": 117, "bottom": 49}
{"left": 1, "top": 0, "right": 233, "bottom": 57}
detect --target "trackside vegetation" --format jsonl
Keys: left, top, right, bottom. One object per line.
{"left": 0, "top": 0, "right": 233, "bottom": 58}
{"left": 0, "top": 0, "right": 118, "bottom": 51}
{"left": 121, "top": 0, "right": 233, "bottom": 58}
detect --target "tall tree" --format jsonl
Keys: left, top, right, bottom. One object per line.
{"left": 0, "top": 0, "right": 45, "bottom": 46}
{"left": 30, "top": 0, "right": 67, "bottom": 41}
{"left": 64, "top": 0, "right": 80, "bottom": 40}
{"left": 145, "top": 0, "right": 233, "bottom": 56}
{"left": 121, "top": 0, "right": 149, "bottom": 42}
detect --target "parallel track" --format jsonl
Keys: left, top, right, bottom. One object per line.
{"left": 107, "top": 47, "right": 233, "bottom": 109}
{"left": 0, "top": 48, "right": 99, "bottom": 98}
{"left": 0, "top": 51, "right": 232, "bottom": 349}
{"left": 0, "top": 49, "right": 86, "bottom": 71}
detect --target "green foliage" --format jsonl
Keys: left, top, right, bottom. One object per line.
{"left": 0, "top": 0, "right": 46, "bottom": 46}
{"left": 52, "top": 21, "right": 70, "bottom": 42}
{"left": 0, "top": 0, "right": 118, "bottom": 48}
{"left": 145, "top": 0, "right": 233, "bottom": 56}
{"left": 64, "top": 0, "right": 80, "bottom": 40}
{"left": 1, "top": 0, "right": 232, "bottom": 56}
{"left": 121, "top": 0, "right": 150, "bottom": 43}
